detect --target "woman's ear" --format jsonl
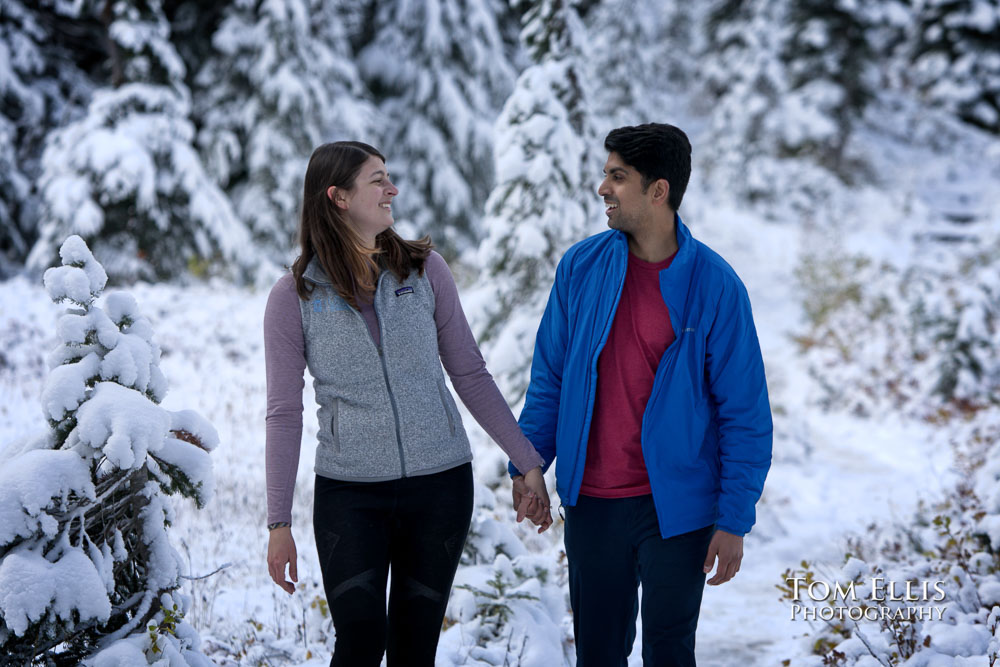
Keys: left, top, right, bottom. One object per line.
{"left": 327, "top": 186, "right": 349, "bottom": 210}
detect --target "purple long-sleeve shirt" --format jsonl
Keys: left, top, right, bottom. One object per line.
{"left": 264, "top": 251, "right": 543, "bottom": 525}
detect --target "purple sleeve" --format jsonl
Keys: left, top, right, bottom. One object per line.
{"left": 264, "top": 273, "right": 306, "bottom": 526}
{"left": 425, "top": 252, "right": 545, "bottom": 475}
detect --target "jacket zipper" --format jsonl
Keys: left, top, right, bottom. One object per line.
{"left": 641, "top": 335, "right": 680, "bottom": 452}
{"left": 569, "top": 239, "right": 628, "bottom": 499}
{"left": 642, "top": 244, "right": 695, "bottom": 450}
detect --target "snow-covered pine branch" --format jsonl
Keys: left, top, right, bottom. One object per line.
{"left": 908, "top": 0, "right": 1000, "bottom": 135}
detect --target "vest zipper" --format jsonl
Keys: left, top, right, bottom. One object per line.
{"left": 372, "top": 274, "right": 407, "bottom": 477}
{"left": 377, "top": 346, "right": 407, "bottom": 476}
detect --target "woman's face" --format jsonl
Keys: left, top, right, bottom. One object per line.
{"left": 331, "top": 155, "right": 398, "bottom": 245}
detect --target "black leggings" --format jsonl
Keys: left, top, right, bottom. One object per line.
{"left": 312, "top": 463, "right": 474, "bottom": 667}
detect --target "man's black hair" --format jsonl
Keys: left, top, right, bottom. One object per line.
{"left": 604, "top": 123, "right": 691, "bottom": 211}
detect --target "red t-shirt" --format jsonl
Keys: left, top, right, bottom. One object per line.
{"left": 579, "top": 251, "right": 676, "bottom": 498}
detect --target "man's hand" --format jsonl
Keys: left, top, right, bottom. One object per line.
{"left": 267, "top": 526, "right": 298, "bottom": 594}
{"left": 703, "top": 529, "right": 743, "bottom": 585}
{"left": 512, "top": 467, "right": 553, "bottom": 533}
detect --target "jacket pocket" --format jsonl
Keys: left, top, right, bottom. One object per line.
{"left": 329, "top": 398, "right": 340, "bottom": 453}
{"left": 437, "top": 381, "right": 456, "bottom": 436}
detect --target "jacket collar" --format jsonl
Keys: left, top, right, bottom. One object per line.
{"left": 610, "top": 213, "right": 698, "bottom": 326}
{"left": 610, "top": 213, "right": 695, "bottom": 274}
{"left": 666, "top": 214, "right": 696, "bottom": 282}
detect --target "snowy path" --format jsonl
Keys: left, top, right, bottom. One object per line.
{"left": 696, "top": 414, "right": 955, "bottom": 665}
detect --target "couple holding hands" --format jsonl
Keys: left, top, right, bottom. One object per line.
{"left": 263, "top": 123, "right": 772, "bottom": 667}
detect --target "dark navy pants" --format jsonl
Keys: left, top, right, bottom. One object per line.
{"left": 312, "top": 463, "right": 473, "bottom": 667}
{"left": 564, "top": 494, "right": 714, "bottom": 667}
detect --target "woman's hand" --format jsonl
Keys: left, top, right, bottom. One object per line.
{"left": 267, "top": 526, "right": 298, "bottom": 594}
{"left": 512, "top": 467, "right": 553, "bottom": 533}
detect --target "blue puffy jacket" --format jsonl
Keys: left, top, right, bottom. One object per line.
{"left": 510, "top": 217, "right": 772, "bottom": 538}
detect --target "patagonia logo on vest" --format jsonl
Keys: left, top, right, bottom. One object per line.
{"left": 395, "top": 286, "right": 414, "bottom": 296}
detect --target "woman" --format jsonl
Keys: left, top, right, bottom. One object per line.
{"left": 264, "top": 141, "right": 552, "bottom": 666}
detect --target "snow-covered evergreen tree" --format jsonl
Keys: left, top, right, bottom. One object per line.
{"left": 446, "top": 552, "right": 568, "bottom": 662}
{"left": 698, "top": 0, "right": 879, "bottom": 210}
{"left": 356, "top": 0, "right": 520, "bottom": 252}
{"left": 0, "top": 0, "right": 93, "bottom": 277}
{"left": 585, "top": 0, "right": 696, "bottom": 127}
{"left": 0, "top": 0, "right": 46, "bottom": 277}
{"left": 193, "top": 0, "right": 375, "bottom": 262}
{"left": 780, "top": 0, "right": 879, "bottom": 178}
{"left": 26, "top": 0, "right": 256, "bottom": 282}
{"left": 0, "top": 236, "right": 218, "bottom": 665}
{"left": 697, "top": 0, "right": 794, "bottom": 203}
{"left": 908, "top": 0, "right": 1000, "bottom": 134}
{"left": 474, "top": 0, "right": 603, "bottom": 398}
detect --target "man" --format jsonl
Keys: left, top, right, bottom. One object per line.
{"left": 510, "top": 123, "right": 772, "bottom": 666}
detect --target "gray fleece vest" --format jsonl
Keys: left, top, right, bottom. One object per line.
{"left": 300, "top": 259, "right": 472, "bottom": 481}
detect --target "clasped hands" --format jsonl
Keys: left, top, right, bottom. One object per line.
{"left": 511, "top": 466, "right": 553, "bottom": 533}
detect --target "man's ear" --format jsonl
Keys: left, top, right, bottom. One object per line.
{"left": 327, "top": 186, "right": 349, "bottom": 210}
{"left": 650, "top": 179, "right": 670, "bottom": 207}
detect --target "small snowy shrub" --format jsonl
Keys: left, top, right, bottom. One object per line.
{"left": 456, "top": 556, "right": 541, "bottom": 640}
{"left": 0, "top": 236, "right": 219, "bottom": 665}
{"left": 795, "top": 238, "right": 1000, "bottom": 418}
{"left": 447, "top": 552, "right": 569, "bottom": 666}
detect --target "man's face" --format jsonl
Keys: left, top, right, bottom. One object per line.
{"left": 597, "top": 152, "right": 651, "bottom": 234}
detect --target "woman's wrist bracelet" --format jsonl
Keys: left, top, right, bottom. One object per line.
{"left": 267, "top": 521, "right": 291, "bottom": 531}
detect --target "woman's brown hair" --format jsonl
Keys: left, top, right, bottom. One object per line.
{"left": 291, "top": 141, "right": 432, "bottom": 306}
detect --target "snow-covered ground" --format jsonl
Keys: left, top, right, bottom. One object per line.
{"left": 0, "top": 233, "right": 956, "bottom": 665}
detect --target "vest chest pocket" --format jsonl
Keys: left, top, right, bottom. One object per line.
{"left": 437, "top": 381, "right": 456, "bottom": 436}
